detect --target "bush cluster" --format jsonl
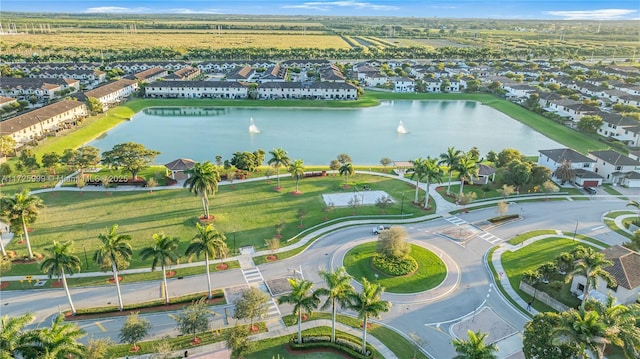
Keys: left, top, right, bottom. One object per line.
{"left": 372, "top": 254, "right": 418, "bottom": 276}
{"left": 290, "top": 335, "right": 373, "bottom": 359}
{"left": 487, "top": 214, "right": 519, "bottom": 224}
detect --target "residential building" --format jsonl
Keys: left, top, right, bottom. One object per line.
{"left": 589, "top": 150, "right": 640, "bottom": 186}
{"left": 538, "top": 148, "right": 602, "bottom": 187}
{"left": 81, "top": 79, "right": 138, "bottom": 111}
{"left": 145, "top": 81, "right": 248, "bottom": 99}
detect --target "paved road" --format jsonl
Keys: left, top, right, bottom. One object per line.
{"left": 0, "top": 191, "right": 630, "bottom": 358}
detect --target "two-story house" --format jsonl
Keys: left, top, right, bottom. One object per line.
{"left": 590, "top": 150, "right": 640, "bottom": 187}
{"left": 538, "top": 148, "right": 602, "bottom": 187}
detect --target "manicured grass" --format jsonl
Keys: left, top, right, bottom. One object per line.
{"left": 506, "top": 230, "right": 558, "bottom": 245}
{"left": 501, "top": 237, "right": 596, "bottom": 311}
{"left": 282, "top": 312, "right": 429, "bottom": 359}
{"left": 562, "top": 233, "right": 610, "bottom": 249}
{"left": 602, "top": 184, "right": 624, "bottom": 196}
{"left": 343, "top": 242, "right": 446, "bottom": 293}
{"left": 486, "top": 247, "right": 535, "bottom": 317}
{"left": 3, "top": 173, "right": 422, "bottom": 276}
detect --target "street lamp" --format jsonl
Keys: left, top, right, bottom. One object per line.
{"left": 572, "top": 220, "right": 579, "bottom": 240}
{"left": 401, "top": 193, "right": 405, "bottom": 218}
{"left": 82, "top": 244, "right": 89, "bottom": 269}
{"left": 232, "top": 229, "right": 237, "bottom": 255}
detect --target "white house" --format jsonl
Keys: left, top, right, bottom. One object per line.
{"left": 391, "top": 77, "right": 415, "bottom": 93}
{"left": 82, "top": 79, "right": 138, "bottom": 111}
{"left": 590, "top": 150, "right": 640, "bottom": 186}
{"left": 145, "top": 81, "right": 248, "bottom": 99}
{"left": 570, "top": 245, "right": 640, "bottom": 305}
{"left": 538, "top": 148, "right": 602, "bottom": 187}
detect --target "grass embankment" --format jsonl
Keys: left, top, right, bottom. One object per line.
{"left": 501, "top": 237, "right": 597, "bottom": 312}
{"left": 2, "top": 173, "right": 423, "bottom": 277}
{"left": 343, "top": 242, "right": 446, "bottom": 293}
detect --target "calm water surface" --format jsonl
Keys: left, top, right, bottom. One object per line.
{"left": 88, "top": 100, "right": 560, "bottom": 165}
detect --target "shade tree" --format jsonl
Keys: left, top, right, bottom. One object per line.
{"left": 101, "top": 142, "right": 160, "bottom": 179}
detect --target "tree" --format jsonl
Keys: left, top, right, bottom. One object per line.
{"left": 0, "top": 163, "right": 11, "bottom": 177}
{"left": 33, "top": 315, "right": 86, "bottom": 359}
{"left": 184, "top": 161, "right": 220, "bottom": 219}
{"left": 41, "top": 152, "right": 60, "bottom": 172}
{"left": 93, "top": 224, "right": 132, "bottom": 311}
{"left": 376, "top": 226, "right": 411, "bottom": 260}
{"left": 296, "top": 208, "right": 307, "bottom": 227}
{"left": 571, "top": 247, "right": 615, "bottom": 309}
{"left": 496, "top": 201, "right": 509, "bottom": 216}
{"left": 0, "top": 189, "right": 44, "bottom": 259}
{"left": 185, "top": 223, "right": 227, "bottom": 299}
{"left": 553, "top": 160, "right": 576, "bottom": 185}
{"left": 455, "top": 155, "right": 479, "bottom": 195}
{"left": 530, "top": 164, "right": 552, "bottom": 186}
{"left": 451, "top": 330, "right": 498, "bottom": 359}
{"left": 347, "top": 278, "right": 391, "bottom": 355}
{"left": 496, "top": 148, "right": 524, "bottom": 167}
{"left": 288, "top": 159, "right": 305, "bottom": 193}
{"left": 504, "top": 160, "right": 532, "bottom": 191}
{"left": 588, "top": 294, "right": 640, "bottom": 357}
{"left": 380, "top": 157, "right": 392, "bottom": 169}
{"left": 267, "top": 148, "right": 290, "bottom": 189}
{"left": 577, "top": 115, "right": 603, "bottom": 133}
{"left": 40, "top": 241, "right": 81, "bottom": 315}
{"left": 65, "top": 146, "right": 101, "bottom": 176}
{"left": 101, "top": 142, "right": 160, "bottom": 179}
{"left": 626, "top": 200, "right": 640, "bottom": 220}
{"left": 420, "top": 157, "right": 443, "bottom": 208}
{"left": 339, "top": 162, "right": 354, "bottom": 186}
{"left": 140, "top": 233, "right": 180, "bottom": 305}
{"left": 225, "top": 325, "right": 253, "bottom": 359}
{"left": 542, "top": 180, "right": 559, "bottom": 197}
{"left": 553, "top": 307, "right": 612, "bottom": 359}
{"left": 410, "top": 157, "right": 428, "bottom": 203}
{"left": 171, "top": 298, "right": 213, "bottom": 341}
{"left": 278, "top": 278, "right": 322, "bottom": 344}
{"left": 375, "top": 195, "right": 393, "bottom": 213}
{"left": 119, "top": 312, "right": 151, "bottom": 351}
{"left": 316, "top": 267, "right": 355, "bottom": 343}
{"left": 329, "top": 159, "right": 341, "bottom": 171}
{"left": 18, "top": 149, "right": 39, "bottom": 171}
{"left": 0, "top": 135, "right": 16, "bottom": 158}
{"left": 0, "top": 313, "right": 39, "bottom": 358}
{"left": 439, "top": 147, "right": 463, "bottom": 195}
{"left": 556, "top": 252, "right": 574, "bottom": 275}
{"left": 85, "top": 338, "right": 112, "bottom": 359}
{"left": 538, "top": 262, "right": 557, "bottom": 284}
{"left": 498, "top": 184, "right": 516, "bottom": 198}
{"left": 233, "top": 287, "right": 270, "bottom": 331}
{"left": 86, "top": 96, "right": 103, "bottom": 113}
{"left": 337, "top": 153, "right": 352, "bottom": 165}
{"left": 523, "top": 312, "right": 577, "bottom": 359}
{"left": 230, "top": 151, "right": 257, "bottom": 172}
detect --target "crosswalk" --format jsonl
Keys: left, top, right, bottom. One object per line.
{"left": 443, "top": 216, "right": 504, "bottom": 245}
{"left": 477, "top": 232, "right": 503, "bottom": 244}
{"left": 241, "top": 267, "right": 264, "bottom": 286}
{"left": 444, "top": 216, "right": 467, "bottom": 225}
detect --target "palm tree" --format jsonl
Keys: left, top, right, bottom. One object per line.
{"left": 93, "top": 224, "right": 132, "bottom": 311}
{"left": 0, "top": 189, "right": 44, "bottom": 259}
{"left": 455, "top": 155, "right": 479, "bottom": 195}
{"left": 185, "top": 223, "right": 227, "bottom": 299}
{"left": 339, "top": 162, "right": 354, "bottom": 186}
{"left": 588, "top": 294, "right": 640, "bottom": 357}
{"left": 184, "top": 161, "right": 220, "bottom": 219}
{"left": 439, "top": 147, "right": 463, "bottom": 195}
{"left": 570, "top": 247, "right": 615, "bottom": 309}
{"left": 347, "top": 278, "right": 391, "bottom": 355}
{"left": 33, "top": 315, "right": 86, "bottom": 359}
{"left": 451, "top": 330, "right": 498, "bottom": 359}
{"left": 40, "top": 241, "right": 82, "bottom": 315}
{"left": 553, "top": 160, "right": 576, "bottom": 185}
{"left": 626, "top": 200, "right": 640, "bottom": 220}
{"left": 267, "top": 148, "right": 290, "bottom": 189}
{"left": 316, "top": 267, "right": 355, "bottom": 343}
{"left": 0, "top": 313, "right": 39, "bottom": 358}
{"left": 140, "top": 233, "right": 180, "bottom": 305}
{"left": 553, "top": 307, "right": 612, "bottom": 359}
{"left": 288, "top": 159, "right": 305, "bottom": 193}
{"left": 410, "top": 157, "right": 428, "bottom": 203}
{"left": 421, "top": 156, "right": 444, "bottom": 209}
{"left": 277, "top": 278, "right": 321, "bottom": 345}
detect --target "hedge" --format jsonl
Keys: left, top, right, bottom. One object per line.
{"left": 289, "top": 335, "right": 374, "bottom": 359}
{"left": 372, "top": 254, "right": 418, "bottom": 276}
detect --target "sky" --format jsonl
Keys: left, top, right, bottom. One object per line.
{"left": 1, "top": 0, "right": 638, "bottom": 20}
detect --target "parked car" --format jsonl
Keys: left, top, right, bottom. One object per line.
{"left": 372, "top": 225, "right": 390, "bottom": 234}
{"left": 584, "top": 187, "right": 597, "bottom": 195}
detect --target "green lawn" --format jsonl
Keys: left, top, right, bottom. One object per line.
{"left": 506, "top": 230, "right": 558, "bottom": 245}
{"left": 501, "top": 237, "right": 596, "bottom": 311}
{"left": 343, "top": 242, "right": 446, "bottom": 293}
{"left": 3, "top": 173, "right": 424, "bottom": 276}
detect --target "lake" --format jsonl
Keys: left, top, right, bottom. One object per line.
{"left": 88, "top": 100, "right": 560, "bottom": 165}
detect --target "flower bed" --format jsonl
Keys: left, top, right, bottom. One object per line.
{"left": 289, "top": 335, "right": 373, "bottom": 359}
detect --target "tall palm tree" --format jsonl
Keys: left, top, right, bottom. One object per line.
{"left": 439, "top": 147, "right": 463, "bottom": 195}
{"left": 410, "top": 157, "right": 428, "bottom": 203}
{"left": 626, "top": 200, "right": 640, "bottom": 220}
{"left": 588, "top": 294, "right": 640, "bottom": 357}
{"left": 455, "top": 155, "right": 479, "bottom": 195}
{"left": 347, "top": 278, "right": 391, "bottom": 355}
{"left": 278, "top": 278, "right": 321, "bottom": 345}
{"left": 0, "top": 189, "right": 44, "bottom": 259}
{"left": 339, "top": 162, "right": 354, "bottom": 186}
{"left": 0, "top": 313, "right": 39, "bottom": 358}
{"left": 288, "top": 159, "right": 305, "bottom": 193}
{"left": 40, "top": 241, "right": 82, "bottom": 315}
{"left": 553, "top": 307, "right": 612, "bottom": 359}
{"left": 553, "top": 160, "right": 576, "bottom": 185}
{"left": 93, "top": 224, "right": 132, "bottom": 311}
{"left": 316, "top": 267, "right": 355, "bottom": 343}
{"left": 183, "top": 161, "right": 220, "bottom": 219}
{"left": 421, "top": 156, "right": 444, "bottom": 209}
{"left": 185, "top": 223, "right": 227, "bottom": 299}
{"left": 570, "top": 247, "right": 615, "bottom": 309}
{"left": 451, "top": 330, "right": 498, "bottom": 359}
{"left": 32, "top": 315, "right": 86, "bottom": 359}
{"left": 267, "top": 148, "right": 290, "bottom": 189}
{"left": 140, "top": 233, "right": 180, "bottom": 305}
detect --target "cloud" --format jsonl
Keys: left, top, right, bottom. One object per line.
{"left": 544, "top": 8, "right": 637, "bottom": 20}
{"left": 283, "top": 1, "right": 399, "bottom": 12}
{"left": 171, "top": 8, "right": 222, "bottom": 14}
{"left": 85, "top": 6, "right": 148, "bottom": 13}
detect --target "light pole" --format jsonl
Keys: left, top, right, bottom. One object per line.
{"left": 572, "top": 219, "right": 579, "bottom": 240}
{"left": 401, "top": 193, "right": 405, "bottom": 218}
{"left": 82, "top": 243, "right": 89, "bottom": 269}
{"left": 232, "top": 229, "right": 237, "bottom": 255}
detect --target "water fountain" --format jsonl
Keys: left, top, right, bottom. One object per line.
{"left": 249, "top": 117, "right": 260, "bottom": 134}
{"left": 396, "top": 120, "right": 407, "bottom": 134}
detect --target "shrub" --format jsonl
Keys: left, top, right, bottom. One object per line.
{"left": 376, "top": 226, "right": 410, "bottom": 260}
{"left": 289, "top": 335, "right": 374, "bottom": 359}
{"left": 372, "top": 254, "right": 418, "bottom": 276}
{"left": 487, "top": 214, "right": 519, "bottom": 224}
